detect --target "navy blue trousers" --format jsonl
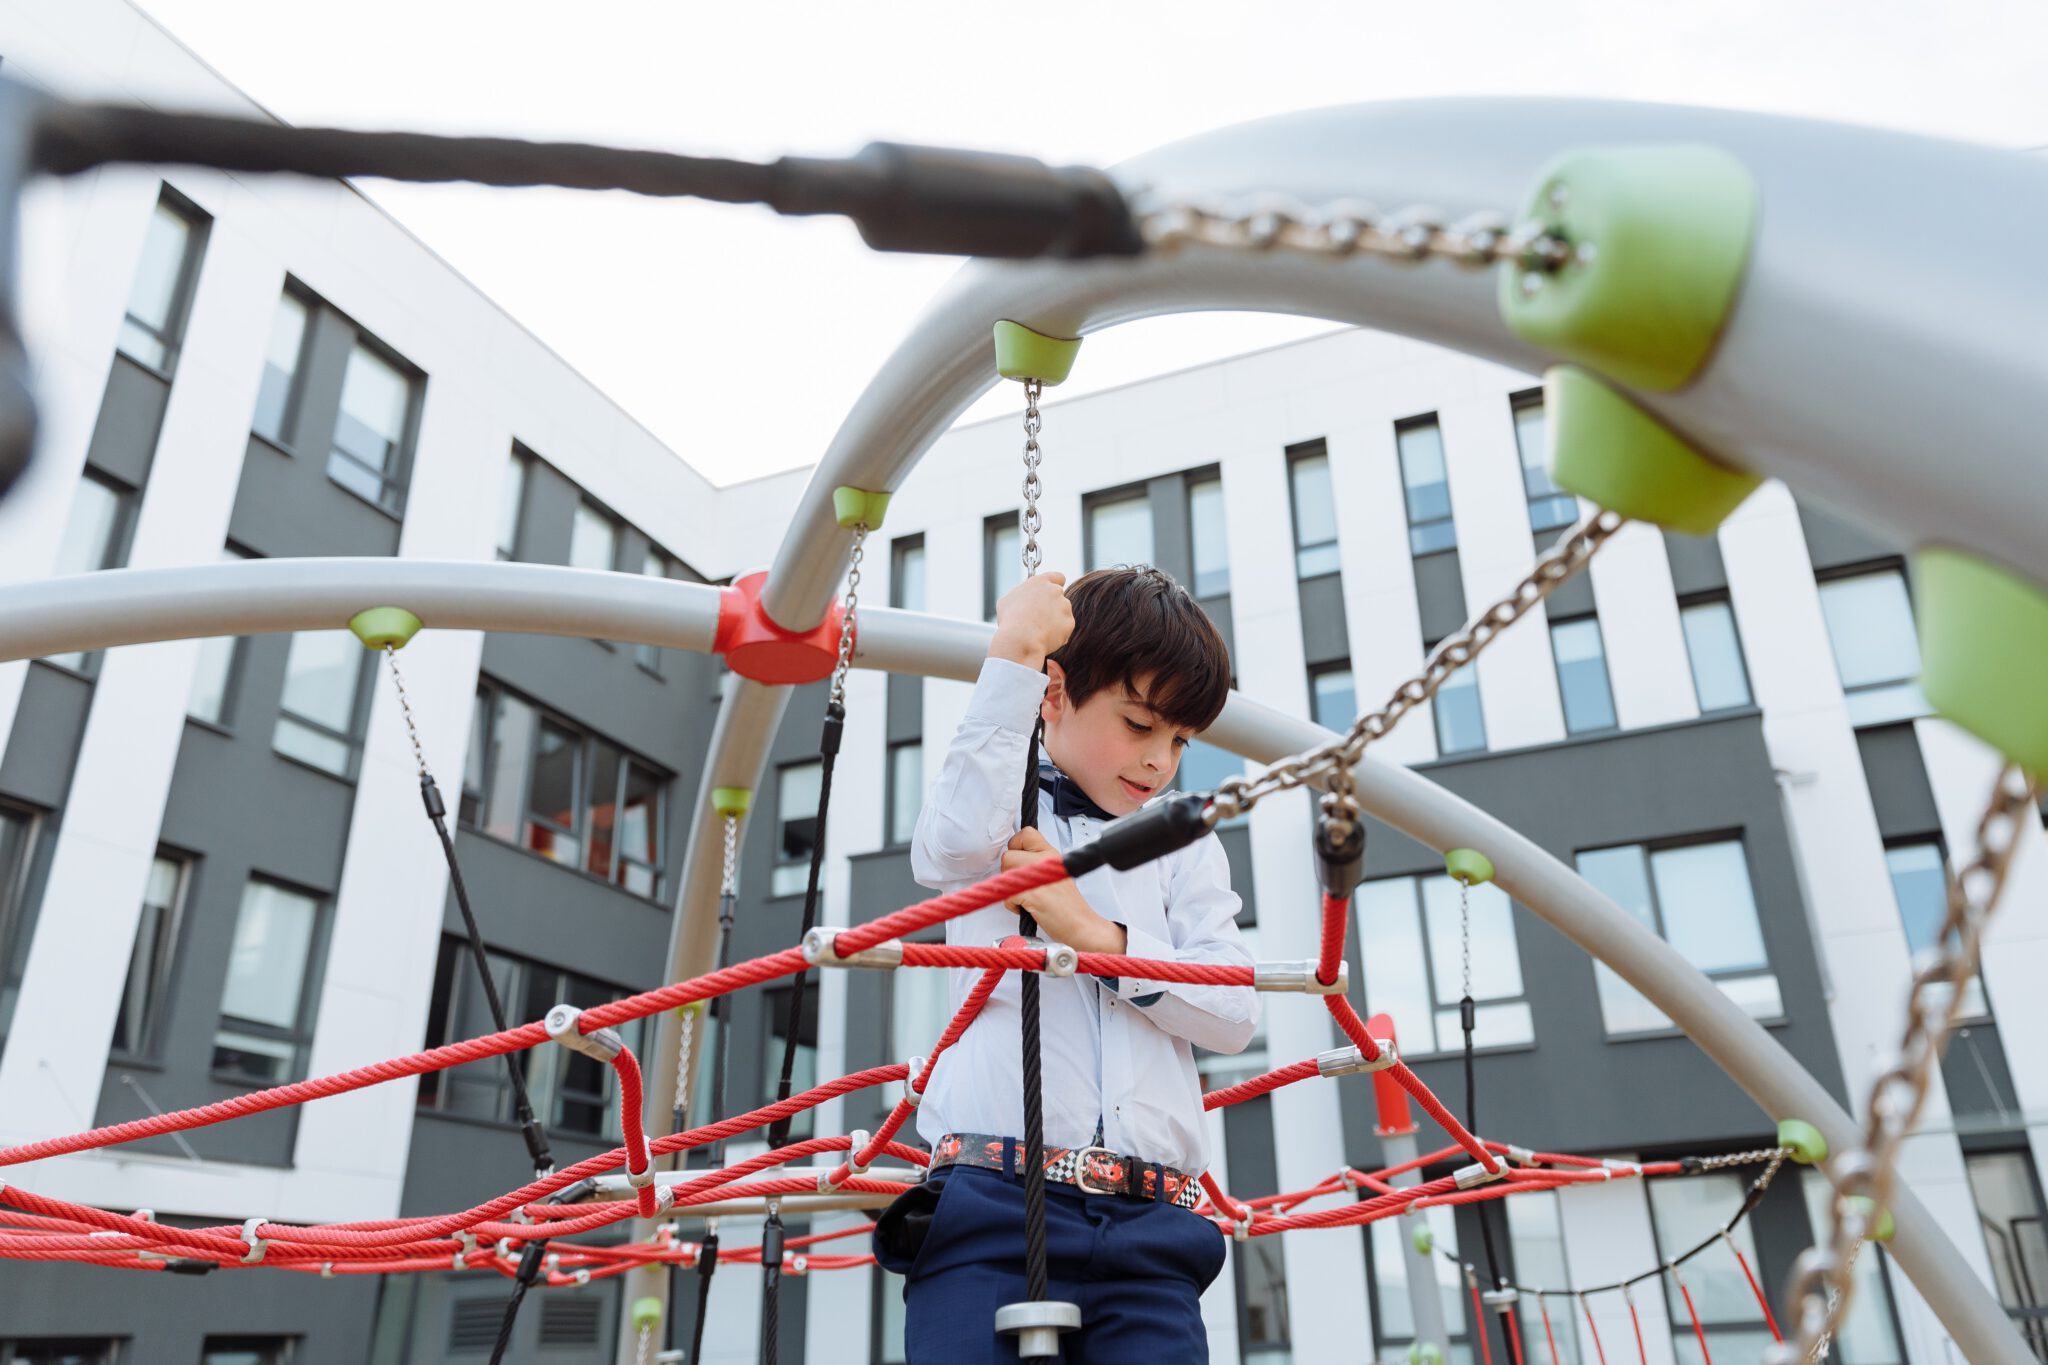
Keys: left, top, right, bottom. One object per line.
{"left": 874, "top": 1165, "right": 1227, "bottom": 1363}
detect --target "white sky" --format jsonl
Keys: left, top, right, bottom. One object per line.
{"left": 132, "top": 0, "right": 2048, "bottom": 487}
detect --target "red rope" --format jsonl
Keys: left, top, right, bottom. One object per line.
{"left": 1540, "top": 1298, "right": 1562, "bottom": 1365}
{"left": 1505, "top": 1300, "right": 1528, "bottom": 1365}
{"left": 1472, "top": 1279, "right": 1496, "bottom": 1365}
{"left": 1679, "top": 1279, "right": 1713, "bottom": 1365}
{"left": 1730, "top": 1240, "right": 1783, "bottom": 1342}
{"left": 1316, "top": 891, "right": 1348, "bottom": 987}
{"left": 1581, "top": 1297, "right": 1608, "bottom": 1365}
{"left": 1625, "top": 1291, "right": 1648, "bottom": 1365}
{"left": 1326, "top": 995, "right": 1500, "bottom": 1174}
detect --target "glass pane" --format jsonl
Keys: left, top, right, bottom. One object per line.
{"left": 1397, "top": 420, "right": 1448, "bottom": 490}
{"left": 892, "top": 539, "right": 926, "bottom": 612}
{"left": 212, "top": 1028, "right": 295, "bottom": 1084}
{"left": 1514, "top": 401, "right": 1555, "bottom": 486}
{"left": 1818, "top": 572, "right": 1922, "bottom": 692}
{"left": 1239, "top": 1233, "right": 1291, "bottom": 1347}
{"left": 1189, "top": 477, "right": 1229, "bottom": 597}
{"left": 1715, "top": 972, "right": 1783, "bottom": 1020}
{"left": 1529, "top": 492, "right": 1579, "bottom": 534}
{"left": 497, "top": 455, "right": 527, "bottom": 558}
{"left": 1799, "top": 1171, "right": 1906, "bottom": 1364}
{"left": 1435, "top": 666, "right": 1487, "bottom": 755}
{"left": 1372, "top": 1204, "right": 1468, "bottom": 1343}
{"left": 986, "top": 522, "right": 1021, "bottom": 617}
{"left": 1291, "top": 454, "right": 1338, "bottom": 555}
{"left": 1579, "top": 846, "right": 1665, "bottom": 1034}
{"left": 333, "top": 343, "right": 410, "bottom": 479}
{"left": 53, "top": 478, "right": 122, "bottom": 577}
{"left": 892, "top": 949, "right": 953, "bottom": 1059}
{"left": 1312, "top": 668, "right": 1355, "bottom": 732}
{"left": 1650, "top": 841, "right": 1767, "bottom": 975}
{"left": 1087, "top": 493, "right": 1153, "bottom": 570}
{"left": 1356, "top": 879, "right": 1436, "bottom": 1051}
{"left": 272, "top": 715, "right": 351, "bottom": 775}
{"left": 1420, "top": 876, "right": 1525, "bottom": 1008}
{"left": 1552, "top": 618, "right": 1617, "bottom": 733}
{"left": 482, "top": 691, "right": 538, "bottom": 843}
{"left": 1593, "top": 961, "right": 1672, "bottom": 1034}
{"left": 124, "top": 200, "right": 195, "bottom": 340}
{"left": 1176, "top": 740, "right": 1243, "bottom": 806}
{"left": 526, "top": 719, "right": 581, "bottom": 862}
{"left": 1296, "top": 541, "right": 1342, "bottom": 578}
{"left": 279, "top": 630, "right": 361, "bottom": 732}
{"left": 116, "top": 316, "right": 168, "bottom": 372}
{"left": 889, "top": 743, "right": 923, "bottom": 846}
{"left": 1676, "top": 1329, "right": 1776, "bottom": 1365}
{"left": 1843, "top": 678, "right": 1933, "bottom": 727}
{"left": 252, "top": 293, "right": 308, "bottom": 442}
{"left": 1966, "top": 1150, "right": 2048, "bottom": 1317}
{"left": 1409, "top": 519, "right": 1458, "bottom": 555}
{"left": 1507, "top": 1191, "right": 1581, "bottom": 1365}
{"left": 1681, "top": 600, "right": 1752, "bottom": 712}
{"left": 1431, "top": 999, "right": 1534, "bottom": 1049}
{"left": 219, "top": 880, "right": 318, "bottom": 1029}
{"left": 618, "top": 762, "right": 661, "bottom": 878}
{"left": 113, "top": 856, "right": 183, "bottom": 1055}
{"left": 1649, "top": 1172, "right": 1764, "bottom": 1324}
{"left": 776, "top": 762, "right": 823, "bottom": 891}
{"left": 583, "top": 739, "right": 622, "bottom": 879}
{"left": 188, "top": 634, "right": 239, "bottom": 724}
{"left": 570, "top": 503, "right": 618, "bottom": 573}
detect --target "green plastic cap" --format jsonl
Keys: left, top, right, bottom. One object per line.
{"left": 1445, "top": 848, "right": 1495, "bottom": 887}
{"left": 711, "top": 787, "right": 752, "bottom": 819}
{"left": 833, "top": 486, "right": 893, "bottom": 531}
{"left": 1411, "top": 1222, "right": 1434, "bottom": 1256}
{"left": 1500, "top": 144, "right": 1757, "bottom": 393}
{"left": 993, "top": 320, "right": 1082, "bottom": 385}
{"left": 1844, "top": 1195, "right": 1896, "bottom": 1244}
{"left": 1915, "top": 546, "right": 2048, "bottom": 775}
{"left": 631, "top": 1296, "right": 663, "bottom": 1330}
{"left": 347, "top": 606, "right": 423, "bottom": 651}
{"left": 1545, "top": 367, "right": 1761, "bottom": 535}
{"left": 1777, "top": 1118, "right": 1828, "bottom": 1166}
{"left": 1410, "top": 1343, "right": 1445, "bottom": 1365}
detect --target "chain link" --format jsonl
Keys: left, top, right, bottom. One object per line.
{"left": 1696, "top": 1146, "right": 1793, "bottom": 1174}
{"left": 1019, "top": 378, "right": 1044, "bottom": 578}
{"left": 1774, "top": 763, "right": 2040, "bottom": 1364}
{"left": 382, "top": 644, "right": 429, "bottom": 780}
{"left": 1138, "top": 198, "right": 1577, "bottom": 282}
{"left": 1208, "top": 507, "right": 1625, "bottom": 824}
{"left": 673, "top": 1004, "right": 696, "bottom": 1127}
{"left": 829, "top": 523, "right": 868, "bottom": 707}
{"left": 635, "top": 1321, "right": 653, "bottom": 1365}
{"left": 1460, "top": 876, "right": 1472, "bottom": 1003}
{"left": 719, "top": 813, "right": 738, "bottom": 897}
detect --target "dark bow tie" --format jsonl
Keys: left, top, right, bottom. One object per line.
{"left": 1037, "top": 762, "right": 1115, "bottom": 822}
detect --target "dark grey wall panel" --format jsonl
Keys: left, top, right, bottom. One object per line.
{"left": 1297, "top": 574, "right": 1350, "bottom": 667}
{"left": 1662, "top": 529, "right": 1729, "bottom": 597}
{"left": 1413, "top": 550, "right": 1468, "bottom": 645}
{"left": 1147, "top": 473, "right": 1192, "bottom": 585}
{"left": 0, "top": 664, "right": 92, "bottom": 808}
{"left": 1946, "top": 1022, "right": 2023, "bottom": 1132}
{"left": 885, "top": 675, "right": 921, "bottom": 743}
{"left": 1544, "top": 560, "right": 1596, "bottom": 619}
{"left": 231, "top": 437, "right": 403, "bottom": 558}
{"left": 1856, "top": 723, "right": 1943, "bottom": 839}
{"left": 83, "top": 356, "right": 171, "bottom": 489}
{"left": 1799, "top": 499, "right": 1901, "bottom": 574}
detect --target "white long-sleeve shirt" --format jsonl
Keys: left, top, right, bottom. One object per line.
{"left": 909, "top": 657, "right": 1258, "bottom": 1174}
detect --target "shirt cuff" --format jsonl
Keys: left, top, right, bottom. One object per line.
{"left": 1115, "top": 925, "right": 1175, "bottom": 1007}
{"left": 965, "top": 656, "right": 1049, "bottom": 736}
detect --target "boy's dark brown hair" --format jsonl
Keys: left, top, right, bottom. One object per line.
{"left": 1048, "top": 567, "right": 1232, "bottom": 732}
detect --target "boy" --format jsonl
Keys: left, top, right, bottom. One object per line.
{"left": 873, "top": 565, "right": 1258, "bottom": 1362}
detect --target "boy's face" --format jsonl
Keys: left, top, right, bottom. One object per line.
{"left": 1041, "top": 667, "right": 1196, "bottom": 817}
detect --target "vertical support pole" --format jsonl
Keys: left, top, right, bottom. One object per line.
{"left": 1370, "top": 1013, "right": 1451, "bottom": 1359}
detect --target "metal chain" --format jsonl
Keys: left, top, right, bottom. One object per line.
{"left": 1774, "top": 763, "right": 2040, "bottom": 1364}
{"left": 720, "top": 813, "right": 738, "bottom": 897}
{"left": 1207, "top": 506, "right": 1626, "bottom": 824}
{"left": 1697, "top": 1146, "right": 1793, "bottom": 1174}
{"left": 636, "top": 1322, "right": 653, "bottom": 1365}
{"left": 1019, "top": 378, "right": 1044, "bottom": 578}
{"left": 1137, "top": 198, "right": 1578, "bottom": 283}
{"left": 1460, "top": 876, "right": 1472, "bottom": 1002}
{"left": 673, "top": 1004, "right": 696, "bottom": 1128}
{"left": 829, "top": 523, "right": 868, "bottom": 707}
{"left": 383, "top": 644, "right": 429, "bottom": 780}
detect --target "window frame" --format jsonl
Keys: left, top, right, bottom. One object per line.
{"left": 889, "top": 533, "right": 927, "bottom": 613}
{"left": 761, "top": 983, "right": 820, "bottom": 1137}
{"left": 1883, "top": 837, "right": 1990, "bottom": 1022}
{"left": 1355, "top": 870, "right": 1534, "bottom": 1056}
{"left": 187, "top": 544, "right": 256, "bottom": 730}
{"left": 210, "top": 875, "right": 329, "bottom": 1087}
{"left": 110, "top": 848, "right": 194, "bottom": 1062}
{"left": 324, "top": 331, "right": 424, "bottom": 517}
{"left": 0, "top": 800, "right": 47, "bottom": 1053}
{"left": 1678, "top": 591, "right": 1754, "bottom": 715}
{"left": 1549, "top": 613, "right": 1619, "bottom": 735}
{"left": 1308, "top": 660, "right": 1356, "bottom": 733}
{"left": 1285, "top": 439, "right": 1340, "bottom": 579}
{"left": 1815, "top": 561, "right": 1931, "bottom": 727}
{"left": 116, "top": 186, "right": 211, "bottom": 379}
{"left": 271, "top": 629, "right": 376, "bottom": 780}
{"left": 1081, "top": 481, "right": 1154, "bottom": 572}
{"left": 1429, "top": 641, "right": 1489, "bottom": 757}
{"left": 1395, "top": 413, "right": 1457, "bottom": 556}
{"left": 983, "top": 513, "right": 1021, "bottom": 622}
{"left": 42, "top": 470, "right": 136, "bottom": 675}
{"left": 1185, "top": 466, "right": 1229, "bottom": 599}
{"left": 1510, "top": 389, "right": 1580, "bottom": 541}
{"left": 770, "top": 759, "right": 825, "bottom": 899}
{"left": 250, "top": 282, "right": 317, "bottom": 451}
{"left": 885, "top": 739, "right": 922, "bottom": 848}
{"left": 634, "top": 545, "right": 671, "bottom": 674}
{"left": 497, "top": 448, "right": 531, "bottom": 561}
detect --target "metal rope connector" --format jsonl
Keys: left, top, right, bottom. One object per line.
{"left": 1255, "top": 960, "right": 1349, "bottom": 995}
{"left": 902, "top": 1055, "right": 928, "bottom": 1107}
{"left": 802, "top": 927, "right": 903, "bottom": 969}
{"left": 1316, "top": 1040, "right": 1397, "bottom": 1076}
{"left": 1454, "top": 1161, "right": 1505, "bottom": 1190}
{"left": 544, "top": 1004, "right": 624, "bottom": 1062}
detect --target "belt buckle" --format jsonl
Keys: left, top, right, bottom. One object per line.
{"left": 1071, "top": 1146, "right": 1127, "bottom": 1197}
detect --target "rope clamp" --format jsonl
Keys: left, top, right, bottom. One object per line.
{"left": 1255, "top": 960, "right": 1349, "bottom": 994}
{"left": 1506, "top": 1144, "right": 1537, "bottom": 1166}
{"left": 1482, "top": 1287, "right": 1521, "bottom": 1309}
{"left": 239, "top": 1217, "right": 268, "bottom": 1265}
{"left": 820, "top": 1130, "right": 875, "bottom": 1190}
{"left": 1040, "top": 941, "right": 1078, "bottom": 977}
{"left": 572, "top": 1269, "right": 591, "bottom": 1287}
{"left": 902, "top": 1055, "right": 928, "bottom": 1107}
{"left": 320, "top": 1262, "right": 335, "bottom": 1279}
{"left": 1231, "top": 1207, "right": 1254, "bottom": 1243}
{"left": 802, "top": 927, "right": 904, "bottom": 969}
{"left": 1602, "top": 1158, "right": 1641, "bottom": 1178}
{"left": 544, "top": 1004, "right": 624, "bottom": 1062}
{"left": 785, "top": 1253, "right": 810, "bottom": 1276}
{"left": 1454, "top": 1161, "right": 1505, "bottom": 1190}
{"left": 1317, "top": 1039, "right": 1397, "bottom": 1076}
{"left": 627, "top": 1151, "right": 656, "bottom": 1189}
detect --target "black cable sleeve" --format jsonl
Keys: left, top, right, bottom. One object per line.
{"left": 768, "top": 700, "right": 842, "bottom": 1152}
{"left": 1017, "top": 717, "right": 1050, "bottom": 1304}
{"left": 760, "top": 1211, "right": 786, "bottom": 1365}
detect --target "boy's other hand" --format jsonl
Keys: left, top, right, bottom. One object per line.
{"left": 1000, "top": 828, "right": 1127, "bottom": 955}
{"left": 990, "top": 572, "right": 1073, "bottom": 670}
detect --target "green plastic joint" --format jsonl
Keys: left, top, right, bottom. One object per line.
{"left": 1914, "top": 546, "right": 2048, "bottom": 775}
{"left": 711, "top": 787, "right": 752, "bottom": 819}
{"left": 1445, "top": 848, "right": 1495, "bottom": 887}
{"left": 1845, "top": 1195, "right": 1897, "bottom": 1244}
{"left": 1499, "top": 144, "right": 1757, "bottom": 393}
{"left": 993, "top": 320, "right": 1082, "bottom": 385}
{"left": 1411, "top": 1223, "right": 1434, "bottom": 1256}
{"left": 1777, "top": 1118, "right": 1828, "bottom": 1166}
{"left": 1544, "top": 367, "right": 1761, "bottom": 535}
{"left": 631, "top": 1296, "right": 663, "bottom": 1330}
{"left": 833, "top": 486, "right": 893, "bottom": 531}
{"left": 1409, "top": 1343, "right": 1445, "bottom": 1365}
{"left": 347, "top": 606, "right": 423, "bottom": 651}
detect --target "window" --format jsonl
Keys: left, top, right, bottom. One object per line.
{"left": 984, "top": 515, "right": 1021, "bottom": 620}
{"left": 887, "top": 741, "right": 922, "bottom": 847}
{"left": 188, "top": 545, "right": 252, "bottom": 725}
{"left": 326, "top": 340, "right": 416, "bottom": 513}
{"left": 251, "top": 290, "right": 310, "bottom": 445}
{"left": 1176, "top": 740, "right": 1243, "bottom": 807}
{"left": 43, "top": 473, "right": 130, "bottom": 671}
{"left": 111, "top": 853, "right": 188, "bottom": 1058}
{"left": 1798, "top": 1171, "right": 1906, "bottom": 1364}
{"left": 0, "top": 802, "right": 43, "bottom": 1048}
{"left": 772, "top": 761, "right": 824, "bottom": 896}
{"left": 634, "top": 547, "right": 669, "bottom": 671}
{"left": 1238, "top": 1206, "right": 1291, "bottom": 1352}
{"left": 570, "top": 501, "right": 620, "bottom": 573}
{"left": 1512, "top": 392, "right": 1578, "bottom": 541}
{"left": 0, "top": 1344, "right": 119, "bottom": 1365}
{"left": 199, "top": 1339, "right": 296, "bottom": 1365}
{"left": 1434, "top": 659, "right": 1487, "bottom": 756}
{"left": 1680, "top": 595, "right": 1752, "bottom": 713}
{"left": 1369, "top": 1203, "right": 1468, "bottom": 1362}
{"left": 1188, "top": 472, "right": 1229, "bottom": 597}
{"left": 1647, "top": 1174, "right": 1778, "bottom": 1364}
{"left": 497, "top": 450, "right": 528, "bottom": 560}
{"left": 418, "top": 937, "right": 645, "bottom": 1138}
{"left": 1506, "top": 1192, "right": 1583, "bottom": 1364}
{"left": 1576, "top": 838, "right": 1779, "bottom": 1034}
{"left": 1817, "top": 568, "right": 1931, "bottom": 726}
{"left": 1310, "top": 664, "right": 1355, "bottom": 732}
{"left": 1288, "top": 442, "right": 1340, "bottom": 577}
{"left": 1886, "top": 842, "right": 1989, "bottom": 1019}
{"left": 1084, "top": 487, "right": 1153, "bottom": 571}
{"left": 890, "top": 535, "right": 926, "bottom": 612}
{"left": 1356, "top": 873, "right": 1532, "bottom": 1052}
{"left": 116, "top": 191, "right": 207, "bottom": 375}
{"left": 213, "top": 879, "right": 323, "bottom": 1084}
{"left": 1965, "top": 1149, "right": 2048, "bottom": 1357}
{"left": 461, "top": 681, "right": 669, "bottom": 897}
{"left": 762, "top": 985, "right": 818, "bottom": 1137}
{"left": 272, "top": 630, "right": 369, "bottom": 777}
{"left": 1551, "top": 616, "right": 1617, "bottom": 734}
{"left": 1398, "top": 416, "right": 1456, "bottom": 554}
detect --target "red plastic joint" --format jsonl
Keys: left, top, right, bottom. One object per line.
{"left": 1366, "top": 1013, "right": 1417, "bottom": 1138}
{"left": 714, "top": 571, "right": 849, "bottom": 685}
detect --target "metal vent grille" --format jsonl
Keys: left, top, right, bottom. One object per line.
{"left": 448, "top": 1297, "right": 504, "bottom": 1353}
{"left": 540, "top": 1295, "right": 603, "bottom": 1346}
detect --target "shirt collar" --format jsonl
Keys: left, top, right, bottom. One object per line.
{"left": 1037, "top": 761, "right": 1115, "bottom": 823}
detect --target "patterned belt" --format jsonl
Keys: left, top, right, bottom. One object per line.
{"left": 929, "top": 1132, "right": 1203, "bottom": 1210}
